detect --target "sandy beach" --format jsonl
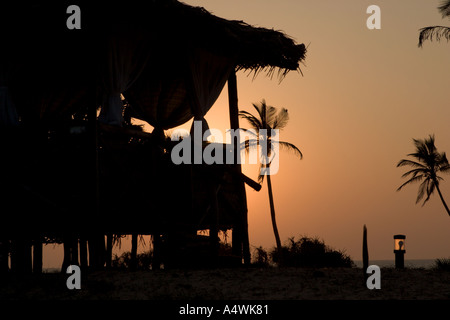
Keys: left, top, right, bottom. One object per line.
{"left": 1, "top": 266, "right": 449, "bottom": 300}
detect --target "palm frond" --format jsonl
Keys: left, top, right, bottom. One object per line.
{"left": 424, "top": 179, "right": 436, "bottom": 205}
{"left": 252, "top": 102, "right": 264, "bottom": 125}
{"left": 272, "top": 108, "right": 290, "bottom": 130}
{"left": 252, "top": 99, "right": 277, "bottom": 129}
{"left": 239, "top": 110, "right": 262, "bottom": 130}
{"left": 417, "top": 179, "right": 437, "bottom": 206}
{"left": 240, "top": 138, "right": 259, "bottom": 154}
{"left": 400, "top": 168, "right": 427, "bottom": 179}
{"left": 418, "top": 26, "right": 450, "bottom": 47}
{"left": 397, "top": 174, "right": 425, "bottom": 191}
{"left": 264, "top": 106, "right": 277, "bottom": 128}
{"left": 417, "top": 179, "right": 428, "bottom": 204}
{"left": 439, "top": 163, "right": 450, "bottom": 173}
{"left": 236, "top": 127, "right": 259, "bottom": 138}
{"left": 397, "top": 134, "right": 450, "bottom": 208}
{"left": 277, "top": 140, "right": 303, "bottom": 159}
{"left": 438, "top": 0, "right": 450, "bottom": 18}
{"left": 397, "top": 159, "right": 427, "bottom": 169}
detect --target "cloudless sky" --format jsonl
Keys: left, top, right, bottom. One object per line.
{"left": 41, "top": 0, "right": 450, "bottom": 268}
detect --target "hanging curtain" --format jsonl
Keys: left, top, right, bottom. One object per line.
{"left": 188, "top": 48, "right": 235, "bottom": 139}
{"left": 99, "top": 32, "right": 152, "bottom": 126}
{"left": 125, "top": 48, "right": 235, "bottom": 133}
{"left": 124, "top": 59, "right": 192, "bottom": 131}
{"left": 0, "top": 61, "right": 19, "bottom": 127}
{"left": 0, "top": 87, "right": 19, "bottom": 127}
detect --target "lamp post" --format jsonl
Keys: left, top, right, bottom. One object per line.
{"left": 394, "top": 234, "right": 406, "bottom": 269}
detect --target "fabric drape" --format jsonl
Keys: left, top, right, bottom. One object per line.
{"left": 0, "top": 61, "right": 19, "bottom": 126}
{"left": 99, "top": 33, "right": 151, "bottom": 126}
{"left": 188, "top": 49, "right": 235, "bottom": 138}
{"left": 126, "top": 48, "right": 235, "bottom": 133}
{"left": 124, "top": 57, "right": 192, "bottom": 131}
{"left": 0, "top": 86, "right": 19, "bottom": 127}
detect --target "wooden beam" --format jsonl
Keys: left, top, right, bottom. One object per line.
{"left": 228, "top": 70, "right": 251, "bottom": 265}
{"left": 0, "top": 238, "right": 8, "bottom": 275}
{"left": 131, "top": 233, "right": 138, "bottom": 270}
{"left": 32, "top": 235, "right": 43, "bottom": 274}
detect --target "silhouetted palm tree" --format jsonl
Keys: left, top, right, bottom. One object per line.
{"left": 397, "top": 135, "right": 450, "bottom": 217}
{"left": 419, "top": 1, "right": 450, "bottom": 47}
{"left": 239, "top": 100, "right": 303, "bottom": 252}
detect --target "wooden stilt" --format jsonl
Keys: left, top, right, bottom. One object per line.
{"left": 87, "top": 85, "right": 103, "bottom": 270}
{"left": 131, "top": 233, "right": 138, "bottom": 270}
{"left": 152, "top": 234, "right": 161, "bottom": 270}
{"left": 209, "top": 182, "right": 220, "bottom": 268}
{"left": 62, "top": 237, "right": 71, "bottom": 272}
{"left": 0, "top": 238, "right": 9, "bottom": 275}
{"left": 71, "top": 236, "right": 79, "bottom": 266}
{"left": 106, "top": 233, "right": 113, "bottom": 269}
{"left": 32, "top": 235, "right": 43, "bottom": 274}
{"left": 79, "top": 235, "right": 88, "bottom": 270}
{"left": 227, "top": 70, "right": 250, "bottom": 265}
{"left": 11, "top": 237, "right": 32, "bottom": 274}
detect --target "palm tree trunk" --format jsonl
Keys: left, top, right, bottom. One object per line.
{"left": 435, "top": 183, "right": 450, "bottom": 216}
{"left": 362, "top": 225, "right": 369, "bottom": 282}
{"left": 266, "top": 174, "right": 282, "bottom": 251}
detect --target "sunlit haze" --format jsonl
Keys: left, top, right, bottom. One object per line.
{"left": 40, "top": 0, "right": 450, "bottom": 268}
{"left": 181, "top": 0, "right": 450, "bottom": 262}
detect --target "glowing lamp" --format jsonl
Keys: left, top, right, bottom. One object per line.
{"left": 393, "top": 234, "right": 406, "bottom": 269}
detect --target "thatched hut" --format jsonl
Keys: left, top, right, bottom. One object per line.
{"left": 0, "top": 0, "right": 306, "bottom": 272}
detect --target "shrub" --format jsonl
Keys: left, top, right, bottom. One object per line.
{"left": 111, "top": 251, "right": 153, "bottom": 270}
{"left": 270, "top": 236, "right": 354, "bottom": 268}
{"left": 252, "top": 246, "right": 270, "bottom": 267}
{"left": 434, "top": 258, "right": 450, "bottom": 271}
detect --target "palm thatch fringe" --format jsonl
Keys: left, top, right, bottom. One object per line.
{"left": 418, "top": 26, "right": 450, "bottom": 47}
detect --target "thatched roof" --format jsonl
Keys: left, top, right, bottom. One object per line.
{"left": 171, "top": 1, "right": 307, "bottom": 76}
{"left": 2, "top": 1, "right": 306, "bottom": 71}
{"left": 1, "top": 1, "right": 306, "bottom": 128}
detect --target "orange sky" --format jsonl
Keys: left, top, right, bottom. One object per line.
{"left": 41, "top": 0, "right": 450, "bottom": 268}
{"left": 180, "top": 0, "right": 450, "bottom": 262}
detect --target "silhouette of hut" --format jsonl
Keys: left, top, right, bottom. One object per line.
{"left": 0, "top": 1, "right": 306, "bottom": 272}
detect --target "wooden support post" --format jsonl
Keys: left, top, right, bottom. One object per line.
{"left": 0, "top": 238, "right": 9, "bottom": 275}
{"left": 106, "top": 233, "right": 113, "bottom": 269}
{"left": 228, "top": 70, "right": 251, "bottom": 265}
{"left": 11, "top": 237, "right": 32, "bottom": 274}
{"left": 209, "top": 183, "right": 220, "bottom": 268}
{"left": 79, "top": 235, "right": 88, "bottom": 270}
{"left": 131, "top": 233, "right": 138, "bottom": 270}
{"left": 62, "top": 237, "right": 71, "bottom": 272}
{"left": 71, "top": 236, "right": 79, "bottom": 266}
{"left": 87, "top": 86, "right": 104, "bottom": 270}
{"left": 152, "top": 234, "right": 161, "bottom": 270}
{"left": 32, "top": 235, "right": 43, "bottom": 274}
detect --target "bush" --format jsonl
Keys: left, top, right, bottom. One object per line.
{"left": 270, "top": 236, "right": 354, "bottom": 268}
{"left": 252, "top": 246, "right": 270, "bottom": 267}
{"left": 434, "top": 258, "right": 450, "bottom": 271}
{"left": 111, "top": 251, "right": 153, "bottom": 270}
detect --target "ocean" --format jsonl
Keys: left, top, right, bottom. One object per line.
{"left": 354, "top": 259, "right": 436, "bottom": 269}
